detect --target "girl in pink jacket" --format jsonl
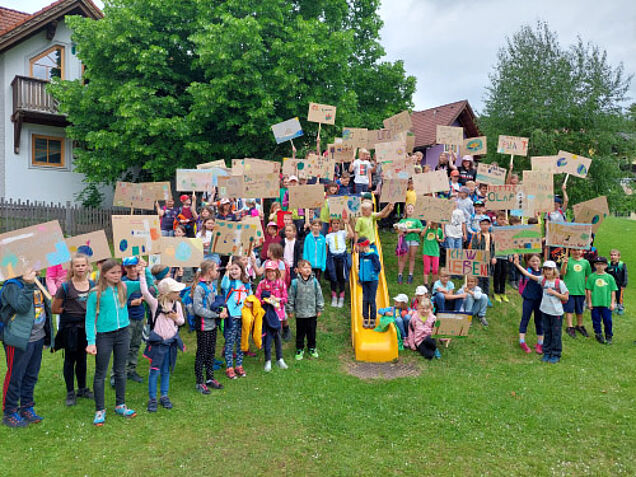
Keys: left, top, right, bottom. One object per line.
{"left": 405, "top": 299, "right": 441, "bottom": 359}
{"left": 255, "top": 260, "right": 288, "bottom": 323}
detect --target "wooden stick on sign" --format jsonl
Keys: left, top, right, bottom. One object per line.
{"left": 563, "top": 173, "right": 570, "bottom": 186}
{"left": 509, "top": 154, "right": 514, "bottom": 171}
{"left": 34, "top": 278, "right": 52, "bottom": 301}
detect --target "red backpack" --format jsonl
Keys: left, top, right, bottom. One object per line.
{"left": 541, "top": 277, "right": 568, "bottom": 304}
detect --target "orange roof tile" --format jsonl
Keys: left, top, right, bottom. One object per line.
{"left": 411, "top": 99, "right": 480, "bottom": 148}
{"left": 0, "top": 6, "right": 29, "bottom": 33}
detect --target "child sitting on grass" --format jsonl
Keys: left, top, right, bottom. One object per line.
{"left": 357, "top": 237, "right": 381, "bottom": 329}
{"left": 378, "top": 293, "right": 412, "bottom": 339}
{"left": 456, "top": 275, "right": 489, "bottom": 327}
{"left": 586, "top": 257, "right": 618, "bottom": 345}
{"left": 607, "top": 249, "right": 627, "bottom": 315}
{"left": 410, "top": 285, "right": 429, "bottom": 309}
{"left": 432, "top": 269, "right": 463, "bottom": 313}
{"left": 404, "top": 299, "right": 440, "bottom": 359}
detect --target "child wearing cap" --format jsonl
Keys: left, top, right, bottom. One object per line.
{"left": 546, "top": 183, "right": 569, "bottom": 223}
{"left": 560, "top": 249, "right": 592, "bottom": 338}
{"left": 260, "top": 222, "right": 282, "bottom": 262}
{"left": 303, "top": 219, "right": 327, "bottom": 281}
{"left": 467, "top": 200, "right": 488, "bottom": 245}
{"left": 449, "top": 170, "right": 461, "bottom": 197}
{"left": 378, "top": 294, "right": 412, "bottom": 339}
{"left": 607, "top": 249, "right": 628, "bottom": 315}
{"left": 513, "top": 257, "right": 569, "bottom": 364}
{"left": 177, "top": 193, "right": 199, "bottom": 237}
{"left": 256, "top": 260, "right": 289, "bottom": 370}
{"left": 586, "top": 257, "right": 618, "bottom": 345}
{"left": 410, "top": 285, "right": 429, "bottom": 309}
{"left": 357, "top": 237, "right": 381, "bottom": 328}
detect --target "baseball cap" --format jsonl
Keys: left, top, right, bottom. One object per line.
{"left": 474, "top": 200, "right": 485, "bottom": 206}
{"left": 393, "top": 293, "right": 409, "bottom": 303}
{"left": 480, "top": 216, "right": 492, "bottom": 223}
{"left": 266, "top": 221, "right": 278, "bottom": 228}
{"left": 288, "top": 175, "right": 299, "bottom": 182}
{"left": 122, "top": 257, "right": 139, "bottom": 267}
{"left": 461, "top": 155, "right": 474, "bottom": 162}
{"left": 264, "top": 260, "right": 278, "bottom": 270}
{"left": 593, "top": 256, "right": 608, "bottom": 264}
{"left": 158, "top": 277, "right": 186, "bottom": 294}
{"left": 554, "top": 196, "right": 563, "bottom": 204}
{"left": 415, "top": 285, "right": 428, "bottom": 296}
{"left": 460, "top": 186, "right": 470, "bottom": 194}
{"left": 356, "top": 237, "right": 370, "bottom": 247}
{"left": 542, "top": 260, "right": 557, "bottom": 269}
{"left": 179, "top": 194, "right": 190, "bottom": 202}
{"left": 219, "top": 198, "right": 231, "bottom": 205}
{"left": 450, "top": 170, "right": 459, "bottom": 177}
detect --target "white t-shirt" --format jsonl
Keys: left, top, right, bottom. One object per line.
{"left": 352, "top": 159, "right": 371, "bottom": 185}
{"left": 197, "top": 229, "right": 213, "bottom": 249}
{"left": 283, "top": 238, "right": 296, "bottom": 268}
{"left": 445, "top": 209, "right": 465, "bottom": 239}
{"left": 539, "top": 278, "right": 568, "bottom": 316}
{"left": 326, "top": 230, "right": 347, "bottom": 254}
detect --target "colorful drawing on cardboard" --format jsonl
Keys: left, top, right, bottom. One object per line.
{"left": 476, "top": 163, "right": 507, "bottom": 185}
{"left": 307, "top": 102, "right": 336, "bottom": 125}
{"left": 112, "top": 215, "right": 161, "bottom": 258}
{"left": 446, "top": 249, "right": 490, "bottom": 277}
{"left": 282, "top": 155, "right": 333, "bottom": 180}
{"left": 522, "top": 170, "right": 554, "bottom": 215}
{"left": 374, "top": 140, "right": 407, "bottom": 164}
{"left": 463, "top": 136, "right": 487, "bottom": 155}
{"left": 491, "top": 225, "right": 543, "bottom": 255}
{"left": 342, "top": 127, "right": 368, "bottom": 149}
{"left": 65, "top": 230, "right": 111, "bottom": 263}
{"left": 530, "top": 156, "right": 559, "bottom": 172}
{"left": 497, "top": 135, "right": 529, "bottom": 156}
{"left": 380, "top": 178, "right": 408, "bottom": 204}
{"left": 556, "top": 151, "right": 592, "bottom": 178}
{"left": 288, "top": 184, "right": 325, "bottom": 210}
{"left": 271, "top": 117, "right": 304, "bottom": 144}
{"left": 381, "top": 156, "right": 414, "bottom": 180}
{"left": 327, "top": 143, "right": 356, "bottom": 163}
{"left": 0, "top": 220, "right": 71, "bottom": 281}
{"left": 327, "top": 196, "right": 361, "bottom": 220}
{"left": 545, "top": 222, "right": 593, "bottom": 250}
{"left": 365, "top": 129, "right": 393, "bottom": 150}
{"left": 217, "top": 175, "right": 244, "bottom": 198}
{"left": 572, "top": 196, "right": 609, "bottom": 233}
{"left": 485, "top": 185, "right": 523, "bottom": 211}
{"left": 114, "top": 182, "right": 172, "bottom": 210}
{"left": 413, "top": 170, "right": 450, "bottom": 195}
{"left": 159, "top": 237, "right": 204, "bottom": 267}
{"left": 412, "top": 196, "right": 455, "bottom": 223}
{"left": 176, "top": 169, "right": 215, "bottom": 193}
{"left": 383, "top": 110, "right": 412, "bottom": 135}
{"left": 436, "top": 125, "right": 464, "bottom": 146}
{"left": 210, "top": 217, "right": 264, "bottom": 256}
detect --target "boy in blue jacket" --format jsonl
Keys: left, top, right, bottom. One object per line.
{"left": 1, "top": 269, "right": 53, "bottom": 428}
{"left": 357, "top": 237, "right": 381, "bottom": 328}
{"left": 303, "top": 219, "right": 327, "bottom": 281}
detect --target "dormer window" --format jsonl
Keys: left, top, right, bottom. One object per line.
{"left": 30, "top": 45, "right": 65, "bottom": 80}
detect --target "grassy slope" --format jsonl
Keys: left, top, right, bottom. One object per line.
{"left": 0, "top": 217, "right": 634, "bottom": 476}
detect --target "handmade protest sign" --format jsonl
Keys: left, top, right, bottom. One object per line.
{"left": 327, "top": 143, "right": 356, "bottom": 162}
{"left": 284, "top": 154, "right": 334, "bottom": 180}
{"left": 327, "top": 195, "right": 361, "bottom": 220}
{"left": 413, "top": 196, "right": 455, "bottom": 223}
{"left": 210, "top": 217, "right": 264, "bottom": 256}
{"left": 271, "top": 117, "right": 303, "bottom": 144}
{"left": 382, "top": 156, "right": 414, "bottom": 180}
{"left": 288, "top": 184, "right": 325, "bottom": 209}
{"left": 0, "top": 221, "right": 71, "bottom": 281}
{"left": 446, "top": 249, "right": 490, "bottom": 277}
{"left": 485, "top": 185, "right": 523, "bottom": 211}
{"left": 232, "top": 158, "right": 281, "bottom": 176}
{"left": 572, "top": 196, "right": 609, "bottom": 233}
{"left": 217, "top": 175, "right": 244, "bottom": 198}
{"left": 476, "top": 163, "right": 507, "bottom": 185}
{"left": 159, "top": 237, "right": 204, "bottom": 267}
{"left": 436, "top": 125, "right": 464, "bottom": 146}
{"left": 365, "top": 129, "right": 394, "bottom": 150}
{"left": 491, "top": 225, "right": 543, "bottom": 255}
{"left": 114, "top": 182, "right": 172, "bottom": 210}
{"left": 556, "top": 151, "right": 592, "bottom": 178}
{"left": 232, "top": 159, "right": 280, "bottom": 198}
{"left": 412, "top": 170, "right": 450, "bottom": 195}
{"left": 342, "top": 127, "right": 368, "bottom": 149}
{"left": 65, "top": 230, "right": 111, "bottom": 263}
{"left": 530, "top": 156, "right": 559, "bottom": 172}
{"left": 463, "top": 136, "right": 487, "bottom": 156}
{"left": 307, "top": 102, "right": 336, "bottom": 125}
{"left": 380, "top": 178, "right": 408, "bottom": 204}
{"left": 112, "top": 215, "right": 161, "bottom": 258}
{"left": 497, "top": 135, "right": 529, "bottom": 156}
{"left": 522, "top": 170, "right": 554, "bottom": 215}
{"left": 432, "top": 313, "right": 472, "bottom": 337}
{"left": 546, "top": 222, "right": 592, "bottom": 250}
{"left": 406, "top": 132, "right": 416, "bottom": 154}
{"left": 383, "top": 110, "right": 412, "bottom": 135}
{"left": 196, "top": 160, "right": 227, "bottom": 169}
{"left": 375, "top": 140, "right": 407, "bottom": 164}
{"left": 176, "top": 169, "right": 214, "bottom": 193}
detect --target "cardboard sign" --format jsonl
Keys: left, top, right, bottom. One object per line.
{"left": 522, "top": 170, "right": 554, "bottom": 215}
{"left": 176, "top": 169, "right": 214, "bottom": 193}
{"left": 413, "top": 170, "right": 449, "bottom": 195}
{"left": 271, "top": 117, "right": 304, "bottom": 144}
{"left": 374, "top": 140, "right": 407, "bottom": 164}
{"left": 546, "top": 222, "right": 593, "bottom": 250}
{"left": 282, "top": 155, "right": 333, "bottom": 180}
{"left": 383, "top": 110, "right": 412, "bottom": 135}
{"left": 446, "top": 249, "right": 490, "bottom": 277}
{"left": 159, "top": 237, "right": 204, "bottom": 267}
{"left": 288, "top": 184, "right": 325, "bottom": 210}
{"left": 413, "top": 196, "right": 455, "bottom": 223}
{"left": 327, "top": 195, "right": 361, "bottom": 220}
{"left": 572, "top": 196, "right": 609, "bottom": 233}
{"left": 381, "top": 156, "right": 414, "bottom": 180}
{"left": 197, "top": 160, "right": 227, "bottom": 169}
{"left": 497, "top": 135, "right": 529, "bottom": 156}
{"left": 463, "top": 136, "right": 487, "bottom": 156}
{"left": 0, "top": 221, "right": 71, "bottom": 281}
{"left": 556, "top": 151, "right": 592, "bottom": 178}
{"left": 406, "top": 132, "right": 416, "bottom": 154}
{"left": 65, "top": 230, "right": 111, "bottom": 263}
{"left": 485, "top": 185, "right": 523, "bottom": 211}
{"left": 243, "top": 173, "right": 279, "bottom": 199}
{"left": 436, "top": 125, "right": 464, "bottom": 146}
{"left": 210, "top": 217, "right": 264, "bottom": 256}
{"left": 307, "top": 102, "right": 336, "bottom": 125}
{"left": 232, "top": 158, "right": 281, "bottom": 176}
{"left": 491, "top": 225, "right": 543, "bottom": 255}
{"left": 432, "top": 312, "right": 472, "bottom": 337}
{"left": 530, "top": 156, "right": 559, "bottom": 172}
{"left": 342, "top": 127, "right": 368, "bottom": 149}
{"left": 217, "top": 175, "right": 245, "bottom": 198}
{"left": 327, "top": 143, "right": 356, "bottom": 163}
{"left": 112, "top": 215, "right": 161, "bottom": 258}
{"left": 380, "top": 178, "right": 408, "bottom": 204}
{"left": 366, "top": 129, "right": 394, "bottom": 150}
{"left": 476, "top": 163, "right": 507, "bottom": 185}
{"left": 114, "top": 182, "right": 172, "bottom": 210}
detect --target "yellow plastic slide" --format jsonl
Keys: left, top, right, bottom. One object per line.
{"left": 349, "top": 225, "right": 399, "bottom": 362}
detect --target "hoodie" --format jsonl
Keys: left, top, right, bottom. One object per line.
{"left": 286, "top": 274, "right": 324, "bottom": 319}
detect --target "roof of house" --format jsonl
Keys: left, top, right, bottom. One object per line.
{"left": 411, "top": 99, "right": 481, "bottom": 148}
{"left": 0, "top": 0, "right": 102, "bottom": 53}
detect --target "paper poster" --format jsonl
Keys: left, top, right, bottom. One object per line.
{"left": 282, "top": 155, "right": 333, "bottom": 180}
{"left": 159, "top": 237, "right": 204, "bottom": 267}
{"left": 476, "top": 163, "right": 507, "bottom": 185}
{"left": 0, "top": 221, "right": 71, "bottom": 281}
{"left": 485, "top": 185, "right": 523, "bottom": 211}
{"left": 176, "top": 169, "right": 215, "bottom": 193}
{"left": 307, "top": 102, "right": 336, "bottom": 125}
{"left": 436, "top": 125, "right": 464, "bottom": 146}
{"left": 497, "top": 135, "right": 529, "bottom": 156}
{"left": 288, "top": 184, "right": 325, "bottom": 209}
{"left": 327, "top": 143, "right": 356, "bottom": 163}
{"left": 65, "top": 230, "right": 111, "bottom": 263}
{"left": 114, "top": 182, "right": 172, "bottom": 210}
{"left": 112, "top": 215, "right": 161, "bottom": 258}
{"left": 210, "top": 217, "right": 264, "bottom": 256}
{"left": 231, "top": 158, "right": 281, "bottom": 176}
{"left": 383, "top": 110, "right": 412, "bottom": 135}
{"left": 271, "top": 117, "right": 304, "bottom": 144}
{"left": 217, "top": 175, "right": 244, "bottom": 198}
{"left": 413, "top": 170, "right": 449, "bottom": 195}
{"left": 556, "top": 151, "right": 592, "bottom": 178}
{"left": 530, "top": 156, "right": 559, "bottom": 172}
{"left": 572, "top": 196, "right": 609, "bottom": 233}
{"left": 546, "top": 222, "right": 593, "bottom": 250}
{"left": 381, "top": 156, "right": 414, "bottom": 180}
{"left": 380, "top": 178, "right": 408, "bottom": 204}
{"left": 366, "top": 129, "right": 394, "bottom": 150}
{"left": 342, "top": 127, "right": 368, "bottom": 149}
{"left": 432, "top": 313, "right": 472, "bottom": 337}
{"left": 463, "top": 136, "right": 487, "bottom": 156}
{"left": 491, "top": 225, "right": 543, "bottom": 255}
{"left": 522, "top": 170, "right": 554, "bottom": 215}
{"left": 327, "top": 195, "right": 361, "bottom": 220}
{"left": 374, "top": 140, "right": 407, "bottom": 164}
{"left": 413, "top": 196, "right": 455, "bottom": 223}
{"left": 446, "top": 249, "right": 490, "bottom": 277}
{"left": 196, "top": 160, "right": 227, "bottom": 169}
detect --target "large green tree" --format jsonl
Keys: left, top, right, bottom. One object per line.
{"left": 480, "top": 21, "right": 635, "bottom": 214}
{"left": 51, "top": 0, "right": 415, "bottom": 194}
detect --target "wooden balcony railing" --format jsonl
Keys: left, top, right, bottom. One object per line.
{"left": 11, "top": 75, "right": 60, "bottom": 115}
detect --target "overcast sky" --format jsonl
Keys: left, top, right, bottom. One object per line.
{"left": 7, "top": 0, "right": 636, "bottom": 114}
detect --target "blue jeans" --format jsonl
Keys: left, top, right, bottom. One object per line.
{"left": 148, "top": 351, "right": 170, "bottom": 399}
{"left": 395, "top": 314, "right": 411, "bottom": 338}
{"left": 161, "top": 229, "right": 174, "bottom": 237}
{"left": 2, "top": 338, "right": 44, "bottom": 415}
{"left": 445, "top": 237, "right": 462, "bottom": 249}
{"left": 355, "top": 183, "right": 369, "bottom": 194}
{"left": 520, "top": 298, "right": 543, "bottom": 335}
{"left": 361, "top": 281, "right": 378, "bottom": 320}
{"left": 459, "top": 294, "right": 488, "bottom": 318}
{"left": 591, "top": 307, "right": 613, "bottom": 337}
{"left": 433, "top": 293, "right": 458, "bottom": 312}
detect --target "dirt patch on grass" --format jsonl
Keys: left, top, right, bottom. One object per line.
{"left": 345, "top": 361, "right": 421, "bottom": 380}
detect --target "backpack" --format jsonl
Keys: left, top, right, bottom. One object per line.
{"left": 142, "top": 301, "right": 177, "bottom": 342}
{"left": 183, "top": 282, "right": 213, "bottom": 332}
{"left": 541, "top": 277, "right": 568, "bottom": 304}
{"left": 0, "top": 279, "right": 24, "bottom": 338}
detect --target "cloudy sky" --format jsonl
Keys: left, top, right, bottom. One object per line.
{"left": 7, "top": 0, "right": 636, "bottom": 114}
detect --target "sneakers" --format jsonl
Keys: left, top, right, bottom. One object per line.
{"left": 575, "top": 325, "right": 589, "bottom": 338}
{"left": 487, "top": 297, "right": 493, "bottom": 308}
{"left": 478, "top": 316, "right": 489, "bottom": 327}
{"left": 225, "top": 367, "right": 237, "bottom": 380}
{"left": 331, "top": 295, "right": 338, "bottom": 307}
{"left": 548, "top": 356, "right": 560, "bottom": 364}
{"left": 309, "top": 348, "right": 319, "bottom": 358}
{"left": 127, "top": 371, "right": 144, "bottom": 383}
{"left": 363, "top": 318, "right": 369, "bottom": 329}
{"left": 109, "top": 375, "right": 115, "bottom": 388}
{"left": 76, "top": 388, "right": 94, "bottom": 399}
{"left": 282, "top": 326, "right": 292, "bottom": 342}
{"left": 338, "top": 296, "right": 345, "bottom": 308}
{"left": 235, "top": 366, "right": 247, "bottom": 378}
{"left": 65, "top": 390, "right": 77, "bottom": 407}
{"left": 434, "top": 348, "right": 441, "bottom": 359}
{"left": 147, "top": 398, "right": 158, "bottom": 413}
{"left": 535, "top": 343, "right": 543, "bottom": 354}
{"left": 397, "top": 274, "right": 403, "bottom": 284}
{"left": 566, "top": 327, "right": 577, "bottom": 338}
{"left": 276, "top": 359, "right": 288, "bottom": 369}
{"left": 2, "top": 412, "right": 28, "bottom": 428}
{"left": 93, "top": 410, "right": 106, "bottom": 426}
{"left": 407, "top": 274, "right": 413, "bottom": 284}
{"left": 159, "top": 396, "right": 173, "bottom": 409}
{"left": 494, "top": 294, "right": 502, "bottom": 303}
{"left": 595, "top": 333, "right": 606, "bottom": 344}
{"left": 205, "top": 379, "right": 224, "bottom": 390}
{"left": 264, "top": 360, "right": 272, "bottom": 372}
{"left": 519, "top": 342, "right": 532, "bottom": 354}
{"left": 196, "top": 383, "right": 211, "bottom": 395}
{"left": 20, "top": 407, "right": 43, "bottom": 423}
{"left": 606, "top": 336, "right": 613, "bottom": 345}
{"left": 616, "top": 304, "right": 625, "bottom": 315}
{"left": 213, "top": 359, "right": 224, "bottom": 370}
{"left": 114, "top": 404, "right": 136, "bottom": 418}
{"left": 295, "top": 350, "right": 304, "bottom": 361}
{"left": 501, "top": 294, "right": 509, "bottom": 303}
{"left": 541, "top": 354, "right": 550, "bottom": 363}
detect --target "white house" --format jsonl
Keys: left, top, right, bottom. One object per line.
{"left": 0, "top": 0, "right": 102, "bottom": 204}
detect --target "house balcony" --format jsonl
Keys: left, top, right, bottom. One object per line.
{"left": 11, "top": 75, "right": 68, "bottom": 153}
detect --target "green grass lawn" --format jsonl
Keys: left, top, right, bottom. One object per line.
{"left": 1, "top": 217, "right": 634, "bottom": 476}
